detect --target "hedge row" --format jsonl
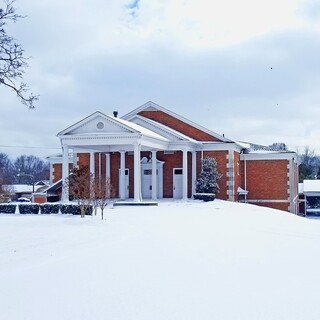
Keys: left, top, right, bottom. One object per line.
{"left": 0, "top": 203, "right": 93, "bottom": 215}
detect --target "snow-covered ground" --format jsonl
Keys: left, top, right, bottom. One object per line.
{"left": 1, "top": 200, "right": 320, "bottom": 320}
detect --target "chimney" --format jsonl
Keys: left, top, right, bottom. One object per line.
{"left": 113, "top": 111, "right": 118, "bottom": 118}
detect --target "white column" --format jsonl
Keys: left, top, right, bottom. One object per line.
{"left": 134, "top": 144, "right": 141, "bottom": 202}
{"left": 98, "top": 153, "right": 102, "bottom": 181}
{"left": 73, "top": 152, "right": 78, "bottom": 168}
{"left": 106, "top": 153, "right": 110, "bottom": 180}
{"left": 61, "top": 145, "right": 69, "bottom": 202}
{"left": 151, "top": 150, "right": 157, "bottom": 200}
{"left": 120, "top": 151, "right": 126, "bottom": 200}
{"left": 182, "top": 149, "right": 188, "bottom": 200}
{"left": 90, "top": 152, "right": 95, "bottom": 178}
{"left": 192, "top": 151, "right": 197, "bottom": 196}
{"left": 105, "top": 153, "right": 111, "bottom": 198}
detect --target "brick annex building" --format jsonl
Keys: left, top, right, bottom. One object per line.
{"left": 48, "top": 101, "right": 299, "bottom": 213}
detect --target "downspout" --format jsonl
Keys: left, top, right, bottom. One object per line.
{"left": 201, "top": 144, "right": 204, "bottom": 169}
{"left": 244, "top": 153, "right": 247, "bottom": 203}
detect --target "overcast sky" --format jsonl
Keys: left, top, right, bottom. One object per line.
{"left": 1, "top": 0, "right": 320, "bottom": 160}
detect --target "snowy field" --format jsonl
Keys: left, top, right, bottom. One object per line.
{"left": 1, "top": 200, "right": 320, "bottom": 320}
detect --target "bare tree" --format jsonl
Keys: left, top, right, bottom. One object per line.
{"left": 0, "top": 184, "right": 13, "bottom": 202}
{"left": 14, "top": 155, "right": 49, "bottom": 183}
{"left": 0, "top": 152, "right": 15, "bottom": 185}
{"left": 0, "top": 0, "right": 38, "bottom": 108}
{"left": 93, "top": 177, "right": 114, "bottom": 220}
{"left": 67, "top": 166, "right": 93, "bottom": 218}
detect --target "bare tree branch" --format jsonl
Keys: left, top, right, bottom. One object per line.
{"left": 0, "top": 0, "right": 38, "bottom": 108}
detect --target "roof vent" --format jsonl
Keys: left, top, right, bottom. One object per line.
{"left": 113, "top": 111, "right": 118, "bottom": 118}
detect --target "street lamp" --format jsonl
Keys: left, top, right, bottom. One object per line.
{"left": 17, "top": 172, "right": 35, "bottom": 193}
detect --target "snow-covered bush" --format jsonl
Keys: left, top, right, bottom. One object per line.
{"left": 60, "top": 204, "right": 93, "bottom": 215}
{"left": 19, "top": 204, "right": 40, "bottom": 214}
{"left": 193, "top": 193, "right": 216, "bottom": 202}
{"left": 40, "top": 204, "right": 60, "bottom": 214}
{"left": 194, "top": 156, "right": 222, "bottom": 201}
{"left": 0, "top": 204, "right": 16, "bottom": 214}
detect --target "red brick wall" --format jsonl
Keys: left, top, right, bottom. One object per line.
{"left": 157, "top": 151, "right": 182, "bottom": 198}
{"left": 139, "top": 110, "right": 221, "bottom": 141}
{"left": 78, "top": 153, "right": 90, "bottom": 168}
{"left": 52, "top": 163, "right": 73, "bottom": 183}
{"left": 33, "top": 194, "right": 47, "bottom": 204}
{"left": 52, "top": 164, "right": 62, "bottom": 183}
{"left": 110, "top": 153, "right": 120, "bottom": 198}
{"left": 244, "top": 160, "right": 288, "bottom": 200}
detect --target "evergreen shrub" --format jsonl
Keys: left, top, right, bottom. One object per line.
{"left": 194, "top": 156, "right": 222, "bottom": 202}
{"left": 60, "top": 204, "right": 93, "bottom": 215}
{"left": 40, "top": 204, "right": 60, "bottom": 214}
{"left": 19, "top": 204, "right": 40, "bottom": 214}
{"left": 0, "top": 204, "right": 16, "bottom": 214}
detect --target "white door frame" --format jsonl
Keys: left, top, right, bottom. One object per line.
{"left": 141, "top": 157, "right": 164, "bottom": 199}
{"left": 173, "top": 167, "right": 183, "bottom": 199}
{"left": 119, "top": 168, "right": 129, "bottom": 199}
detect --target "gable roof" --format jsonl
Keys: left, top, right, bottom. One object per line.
{"left": 57, "top": 111, "right": 168, "bottom": 142}
{"left": 121, "top": 101, "right": 233, "bottom": 143}
{"left": 129, "top": 114, "right": 199, "bottom": 143}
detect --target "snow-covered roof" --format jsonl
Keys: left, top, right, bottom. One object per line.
{"left": 121, "top": 101, "right": 233, "bottom": 143}
{"left": 2, "top": 184, "right": 42, "bottom": 194}
{"left": 130, "top": 115, "right": 199, "bottom": 143}
{"left": 114, "top": 117, "right": 169, "bottom": 141}
{"left": 302, "top": 180, "right": 320, "bottom": 193}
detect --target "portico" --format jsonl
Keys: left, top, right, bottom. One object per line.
{"left": 57, "top": 111, "right": 198, "bottom": 202}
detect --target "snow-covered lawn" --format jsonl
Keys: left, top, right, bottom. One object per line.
{"left": 1, "top": 200, "right": 320, "bottom": 320}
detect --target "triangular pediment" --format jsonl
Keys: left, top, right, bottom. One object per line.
{"left": 57, "top": 112, "right": 135, "bottom": 136}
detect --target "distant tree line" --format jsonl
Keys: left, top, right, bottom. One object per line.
{"left": 298, "top": 147, "right": 320, "bottom": 182}
{"left": 0, "top": 152, "right": 49, "bottom": 187}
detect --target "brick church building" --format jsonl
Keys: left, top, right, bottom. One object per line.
{"left": 48, "top": 101, "right": 299, "bottom": 213}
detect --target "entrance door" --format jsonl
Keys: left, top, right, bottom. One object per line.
{"left": 119, "top": 168, "right": 129, "bottom": 198}
{"left": 141, "top": 169, "right": 153, "bottom": 198}
{"left": 173, "top": 168, "right": 183, "bottom": 199}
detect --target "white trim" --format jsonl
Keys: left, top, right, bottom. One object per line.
{"left": 119, "top": 151, "right": 126, "bottom": 200}
{"left": 61, "top": 145, "right": 69, "bottom": 202}
{"left": 182, "top": 149, "right": 188, "bottom": 200}
{"left": 192, "top": 151, "right": 197, "bottom": 196}
{"left": 134, "top": 144, "right": 142, "bottom": 201}
{"left": 173, "top": 167, "right": 183, "bottom": 199}
{"left": 151, "top": 151, "right": 157, "bottom": 200}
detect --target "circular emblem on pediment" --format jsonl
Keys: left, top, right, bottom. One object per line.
{"left": 97, "top": 122, "right": 104, "bottom": 130}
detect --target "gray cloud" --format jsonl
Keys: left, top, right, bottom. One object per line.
{"left": 2, "top": 0, "right": 320, "bottom": 159}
